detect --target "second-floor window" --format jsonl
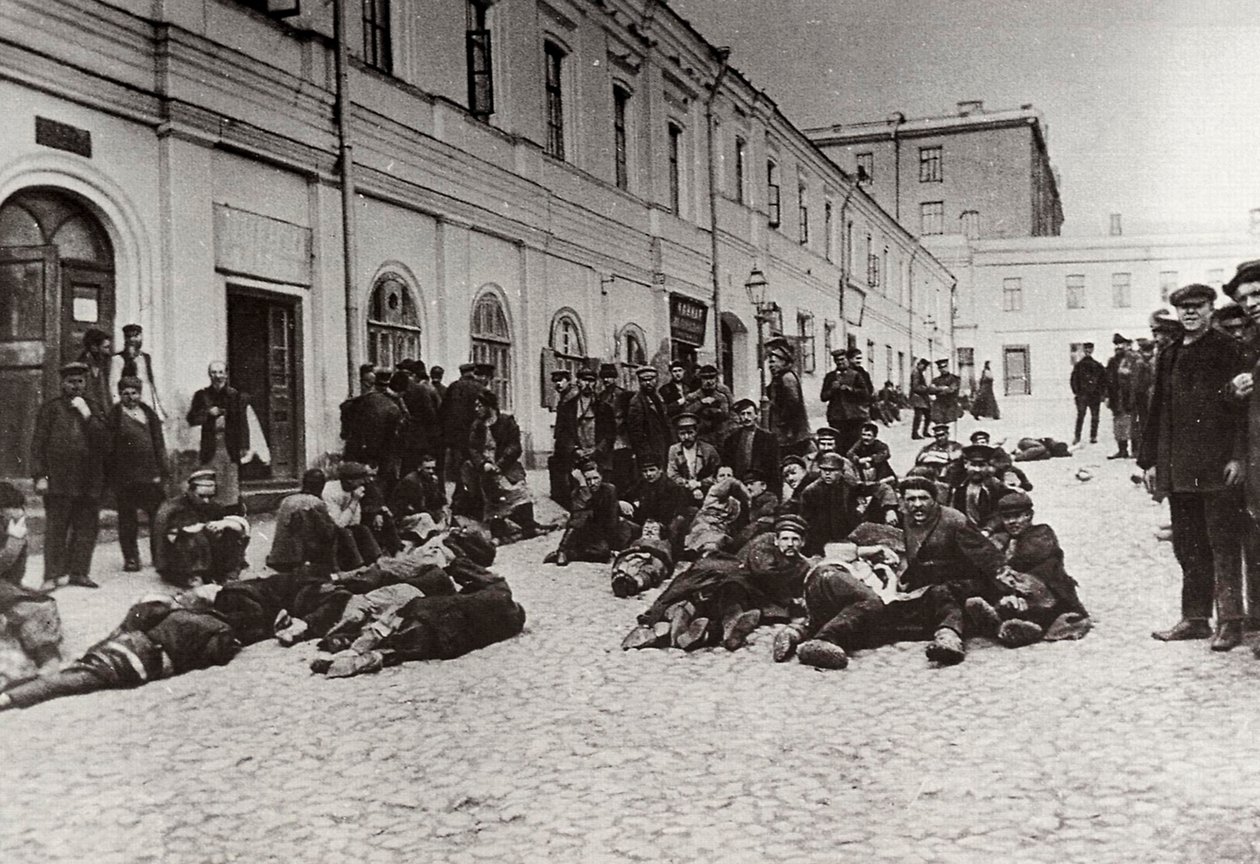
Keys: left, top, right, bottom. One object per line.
{"left": 1003, "top": 277, "right": 1023, "bottom": 312}
{"left": 1112, "top": 272, "right": 1132, "bottom": 308}
{"left": 1066, "top": 274, "right": 1086, "bottom": 309}
{"left": 734, "top": 136, "right": 747, "bottom": 204}
{"left": 867, "top": 251, "right": 880, "bottom": 288}
{"left": 544, "top": 42, "right": 566, "bottom": 160}
{"left": 767, "top": 159, "right": 781, "bottom": 228}
{"left": 856, "top": 151, "right": 874, "bottom": 183}
{"left": 920, "top": 201, "right": 944, "bottom": 235}
{"left": 613, "top": 86, "right": 630, "bottom": 190}
{"left": 919, "top": 146, "right": 942, "bottom": 182}
{"left": 466, "top": 1, "right": 493, "bottom": 119}
{"left": 961, "top": 210, "right": 980, "bottom": 239}
{"left": 362, "top": 0, "right": 392, "bottom": 73}
{"left": 668, "top": 123, "right": 683, "bottom": 214}
{"left": 797, "top": 311, "right": 816, "bottom": 373}
{"left": 798, "top": 184, "right": 809, "bottom": 245}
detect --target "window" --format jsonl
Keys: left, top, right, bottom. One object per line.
{"left": 1003, "top": 277, "right": 1023, "bottom": 312}
{"left": 897, "top": 351, "right": 906, "bottom": 388}
{"left": 797, "top": 311, "right": 816, "bottom": 373}
{"left": 824, "top": 200, "right": 834, "bottom": 261}
{"left": 766, "top": 159, "right": 781, "bottom": 228}
{"left": 885, "top": 344, "right": 893, "bottom": 384}
{"left": 798, "top": 183, "right": 809, "bottom": 245}
{"left": 734, "top": 136, "right": 747, "bottom": 204}
{"left": 919, "top": 146, "right": 942, "bottom": 183}
{"left": 1066, "top": 274, "right": 1085, "bottom": 309}
{"left": 668, "top": 123, "right": 683, "bottom": 214}
{"left": 866, "top": 339, "right": 875, "bottom": 374}
{"left": 961, "top": 210, "right": 980, "bottom": 240}
{"left": 1003, "top": 345, "right": 1031, "bottom": 396}
{"left": 362, "top": 0, "right": 392, "bottom": 73}
{"left": 867, "top": 251, "right": 880, "bottom": 288}
{"left": 613, "top": 86, "right": 630, "bottom": 190}
{"left": 956, "top": 347, "right": 975, "bottom": 389}
{"left": 544, "top": 42, "right": 566, "bottom": 160}
{"left": 823, "top": 319, "right": 835, "bottom": 358}
{"left": 367, "top": 273, "right": 422, "bottom": 370}
{"left": 1112, "top": 272, "right": 1131, "bottom": 308}
{"left": 471, "top": 291, "right": 512, "bottom": 408}
{"left": 1109, "top": 213, "right": 1123, "bottom": 236}
{"left": 1159, "top": 270, "right": 1178, "bottom": 302}
{"left": 856, "top": 152, "right": 873, "bottom": 183}
{"left": 466, "top": 1, "right": 493, "bottom": 118}
{"left": 920, "top": 201, "right": 944, "bottom": 235}
{"left": 550, "top": 310, "right": 586, "bottom": 378}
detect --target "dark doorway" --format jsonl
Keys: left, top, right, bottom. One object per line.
{"left": 227, "top": 289, "right": 304, "bottom": 484}
{"left": 0, "top": 189, "right": 115, "bottom": 478}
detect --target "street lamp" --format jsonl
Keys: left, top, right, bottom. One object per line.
{"left": 744, "top": 266, "right": 779, "bottom": 406}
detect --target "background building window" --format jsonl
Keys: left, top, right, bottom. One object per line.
{"left": 734, "top": 136, "right": 747, "bottom": 204}
{"left": 1112, "top": 272, "right": 1132, "bottom": 308}
{"left": 867, "top": 252, "right": 880, "bottom": 288}
{"left": 797, "top": 311, "right": 816, "bottom": 373}
{"left": 1066, "top": 274, "right": 1086, "bottom": 309}
{"left": 544, "top": 42, "right": 566, "bottom": 160}
{"left": 668, "top": 123, "right": 683, "bottom": 214}
{"left": 885, "top": 344, "right": 894, "bottom": 385}
{"left": 613, "top": 86, "right": 630, "bottom": 190}
{"left": 362, "top": 0, "right": 392, "bottom": 73}
{"left": 866, "top": 339, "right": 875, "bottom": 376}
{"left": 471, "top": 292, "right": 512, "bottom": 409}
{"left": 919, "top": 146, "right": 942, "bottom": 182}
{"left": 920, "top": 201, "right": 944, "bottom": 235}
{"left": 823, "top": 319, "right": 835, "bottom": 358}
{"left": 956, "top": 346, "right": 975, "bottom": 391}
{"left": 824, "top": 200, "right": 834, "bottom": 261}
{"left": 766, "top": 159, "right": 781, "bottom": 228}
{"left": 549, "top": 310, "right": 587, "bottom": 378}
{"left": 856, "top": 152, "right": 873, "bottom": 183}
{"left": 1003, "top": 277, "right": 1023, "bottom": 312}
{"left": 961, "top": 210, "right": 980, "bottom": 239}
{"left": 1003, "top": 345, "right": 1031, "bottom": 396}
{"left": 1159, "top": 270, "right": 1178, "bottom": 302}
{"left": 367, "top": 273, "right": 421, "bottom": 370}
{"left": 466, "top": 1, "right": 493, "bottom": 118}
{"left": 897, "top": 351, "right": 906, "bottom": 388}
{"left": 798, "top": 184, "right": 809, "bottom": 245}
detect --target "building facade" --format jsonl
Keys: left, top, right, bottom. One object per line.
{"left": 0, "top": 0, "right": 952, "bottom": 489}
{"left": 805, "top": 101, "right": 1064, "bottom": 243}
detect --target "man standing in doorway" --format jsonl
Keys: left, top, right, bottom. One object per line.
{"left": 186, "top": 362, "right": 251, "bottom": 513}
{"left": 1139, "top": 284, "right": 1247, "bottom": 651}
{"left": 32, "top": 362, "right": 109, "bottom": 589}
{"left": 109, "top": 323, "right": 166, "bottom": 421}
{"left": 77, "top": 328, "right": 114, "bottom": 418}
{"left": 1070, "top": 342, "right": 1106, "bottom": 445}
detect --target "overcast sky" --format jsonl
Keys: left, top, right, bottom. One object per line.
{"left": 671, "top": 0, "right": 1260, "bottom": 237}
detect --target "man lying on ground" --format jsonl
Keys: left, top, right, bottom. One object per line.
{"left": 610, "top": 520, "right": 674, "bottom": 598}
{"left": 0, "top": 483, "right": 61, "bottom": 686}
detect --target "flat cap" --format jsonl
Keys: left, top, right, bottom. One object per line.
{"left": 816, "top": 452, "right": 845, "bottom": 470}
{"left": 59, "top": 361, "right": 89, "bottom": 377}
{"left": 774, "top": 514, "right": 809, "bottom": 535}
{"left": 576, "top": 368, "right": 597, "bottom": 380}
{"left": 732, "top": 398, "right": 757, "bottom": 412}
{"left": 969, "top": 431, "right": 991, "bottom": 443}
{"left": 473, "top": 362, "right": 496, "bottom": 376}
{"left": 188, "top": 468, "right": 217, "bottom": 484}
{"left": 830, "top": 347, "right": 846, "bottom": 357}
{"left": 638, "top": 452, "right": 662, "bottom": 468}
{"left": 116, "top": 375, "right": 143, "bottom": 392}
{"left": 674, "top": 412, "right": 698, "bottom": 427}
{"left": 634, "top": 365, "right": 658, "bottom": 378}
{"left": 1082, "top": 342, "right": 1095, "bottom": 350}
{"left": 1112, "top": 332, "right": 1131, "bottom": 345}
{"left": 1224, "top": 259, "right": 1260, "bottom": 299}
{"left": 1169, "top": 283, "right": 1216, "bottom": 307}
{"left": 931, "top": 423, "right": 950, "bottom": 433}
{"left": 697, "top": 363, "right": 718, "bottom": 378}
{"left": 1148, "top": 308, "right": 1182, "bottom": 333}
{"left": 121, "top": 323, "right": 143, "bottom": 336}
{"left": 815, "top": 426, "right": 840, "bottom": 439}
{"left": 780, "top": 455, "right": 806, "bottom": 471}
{"left": 997, "top": 490, "right": 1034, "bottom": 514}
{"left": 458, "top": 362, "right": 476, "bottom": 373}
{"left": 961, "top": 444, "right": 995, "bottom": 462}
{"left": 1213, "top": 302, "right": 1247, "bottom": 323}
{"left": 338, "top": 461, "right": 370, "bottom": 481}
{"left": 765, "top": 337, "right": 794, "bottom": 360}
{"left": 600, "top": 362, "right": 619, "bottom": 376}
{"left": 934, "top": 358, "right": 949, "bottom": 366}
{"left": 550, "top": 369, "right": 572, "bottom": 380}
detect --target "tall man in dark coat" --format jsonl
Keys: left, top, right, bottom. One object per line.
{"left": 1138, "top": 283, "right": 1248, "bottom": 651}
{"left": 552, "top": 369, "right": 614, "bottom": 510}
{"left": 76, "top": 327, "right": 114, "bottom": 418}
{"left": 1222, "top": 259, "right": 1260, "bottom": 640}
{"left": 1104, "top": 333, "right": 1139, "bottom": 459}
{"left": 682, "top": 364, "right": 733, "bottom": 447}
{"left": 820, "top": 349, "right": 874, "bottom": 453}
{"left": 626, "top": 365, "right": 672, "bottom": 469}
{"left": 32, "top": 362, "right": 109, "bottom": 589}
{"left": 1070, "top": 342, "right": 1106, "bottom": 445}
{"left": 658, "top": 360, "right": 690, "bottom": 420}
{"left": 722, "top": 398, "right": 780, "bottom": 483}
{"left": 927, "top": 358, "right": 961, "bottom": 425}
{"left": 397, "top": 359, "right": 442, "bottom": 478}
{"left": 439, "top": 362, "right": 483, "bottom": 486}
{"left": 908, "top": 358, "right": 932, "bottom": 439}
{"left": 765, "top": 336, "right": 812, "bottom": 458}
{"left": 186, "top": 361, "right": 251, "bottom": 511}
{"left": 598, "top": 362, "right": 636, "bottom": 494}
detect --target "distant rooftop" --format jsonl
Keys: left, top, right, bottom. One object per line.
{"left": 803, "top": 101, "right": 1047, "bottom": 145}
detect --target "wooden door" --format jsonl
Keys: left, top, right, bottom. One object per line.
{"left": 0, "top": 246, "right": 60, "bottom": 477}
{"left": 61, "top": 265, "right": 116, "bottom": 365}
{"left": 1003, "top": 346, "right": 1031, "bottom": 396}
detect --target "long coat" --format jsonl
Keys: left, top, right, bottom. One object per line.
{"left": 929, "top": 373, "right": 962, "bottom": 424}
{"left": 989, "top": 523, "right": 1088, "bottom": 624}
{"left": 682, "top": 388, "right": 733, "bottom": 446}
{"left": 440, "top": 376, "right": 484, "bottom": 449}
{"left": 902, "top": 504, "right": 1004, "bottom": 598}
{"left": 1137, "top": 328, "right": 1245, "bottom": 495}
{"left": 909, "top": 366, "right": 931, "bottom": 410}
{"left": 768, "top": 368, "right": 811, "bottom": 448}
{"left": 32, "top": 396, "right": 109, "bottom": 498}
{"left": 820, "top": 367, "right": 872, "bottom": 428}
{"left": 105, "top": 402, "right": 170, "bottom": 488}
{"left": 626, "top": 389, "right": 672, "bottom": 463}
{"left": 555, "top": 394, "right": 615, "bottom": 461}
{"left": 1070, "top": 355, "right": 1106, "bottom": 403}
{"left": 187, "top": 385, "right": 250, "bottom": 464}
{"left": 342, "top": 390, "right": 404, "bottom": 467}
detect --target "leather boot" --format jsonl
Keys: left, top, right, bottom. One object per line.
{"left": 1210, "top": 621, "right": 1243, "bottom": 652}
{"left": 796, "top": 639, "right": 849, "bottom": 670}
{"left": 925, "top": 628, "right": 965, "bottom": 665}
{"left": 773, "top": 624, "right": 804, "bottom": 662}
{"left": 1151, "top": 618, "right": 1211, "bottom": 641}
{"left": 721, "top": 608, "right": 762, "bottom": 651}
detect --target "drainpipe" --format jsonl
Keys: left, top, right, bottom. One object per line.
{"left": 334, "top": 0, "right": 361, "bottom": 396}
{"left": 888, "top": 112, "right": 904, "bottom": 223}
{"left": 706, "top": 48, "right": 731, "bottom": 378}
{"left": 907, "top": 245, "right": 920, "bottom": 363}
{"left": 836, "top": 179, "right": 858, "bottom": 346}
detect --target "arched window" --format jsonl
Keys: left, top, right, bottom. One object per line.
{"left": 471, "top": 290, "right": 512, "bottom": 408}
{"left": 367, "top": 273, "right": 422, "bottom": 371}
{"left": 549, "top": 309, "right": 586, "bottom": 377}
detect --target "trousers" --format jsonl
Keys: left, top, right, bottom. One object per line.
{"left": 1073, "top": 397, "right": 1100, "bottom": 442}
{"left": 911, "top": 408, "right": 931, "bottom": 437}
{"left": 805, "top": 568, "right": 962, "bottom": 651}
{"left": 43, "top": 496, "right": 101, "bottom": 582}
{"left": 1169, "top": 489, "right": 1245, "bottom": 622}
{"left": 115, "top": 482, "right": 163, "bottom": 564}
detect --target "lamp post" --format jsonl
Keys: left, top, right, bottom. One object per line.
{"left": 744, "top": 266, "right": 778, "bottom": 405}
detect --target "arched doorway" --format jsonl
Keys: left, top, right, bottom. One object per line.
{"left": 719, "top": 311, "right": 748, "bottom": 395}
{"left": 0, "top": 187, "right": 115, "bottom": 477}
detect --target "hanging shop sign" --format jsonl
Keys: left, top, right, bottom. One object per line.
{"left": 669, "top": 293, "right": 709, "bottom": 346}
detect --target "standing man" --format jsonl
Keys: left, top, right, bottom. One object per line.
{"left": 626, "top": 365, "right": 672, "bottom": 471}
{"left": 429, "top": 365, "right": 447, "bottom": 404}
{"left": 107, "top": 376, "right": 170, "bottom": 572}
{"left": 109, "top": 323, "right": 165, "bottom": 421}
{"left": 908, "top": 358, "right": 932, "bottom": 440}
{"left": 1138, "top": 284, "right": 1247, "bottom": 651}
{"left": 439, "top": 362, "right": 483, "bottom": 492}
{"left": 658, "top": 360, "right": 690, "bottom": 421}
{"left": 927, "top": 358, "right": 961, "bottom": 427}
{"left": 186, "top": 361, "right": 251, "bottom": 513}
{"left": 721, "top": 398, "right": 780, "bottom": 483}
{"left": 682, "top": 364, "right": 732, "bottom": 448}
{"left": 1070, "top": 342, "right": 1106, "bottom": 445}
{"left": 765, "top": 336, "right": 812, "bottom": 458}
{"left": 1104, "top": 334, "right": 1138, "bottom": 459}
{"left": 77, "top": 328, "right": 114, "bottom": 417}
{"left": 598, "top": 362, "right": 636, "bottom": 494}
{"left": 396, "top": 360, "right": 442, "bottom": 480}
{"left": 820, "top": 349, "right": 873, "bottom": 453}
{"left": 553, "top": 368, "right": 614, "bottom": 509}
{"left": 32, "top": 361, "right": 109, "bottom": 590}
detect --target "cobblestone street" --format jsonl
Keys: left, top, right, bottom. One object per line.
{"left": 3, "top": 417, "right": 1260, "bottom": 864}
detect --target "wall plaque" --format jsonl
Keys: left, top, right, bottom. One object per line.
{"left": 35, "top": 117, "right": 91, "bottom": 158}
{"left": 214, "top": 205, "right": 312, "bottom": 286}
{"left": 669, "top": 293, "right": 709, "bottom": 346}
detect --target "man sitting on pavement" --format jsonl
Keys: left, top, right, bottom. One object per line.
{"left": 620, "top": 453, "right": 692, "bottom": 549}
{"left": 610, "top": 519, "right": 674, "bottom": 599}
{"left": 666, "top": 412, "right": 721, "bottom": 505}
{"left": 0, "top": 484, "right": 62, "bottom": 686}
{"left": 721, "top": 398, "right": 780, "bottom": 483}
{"left": 391, "top": 453, "right": 449, "bottom": 532}
{"left": 154, "top": 470, "right": 250, "bottom": 588}
{"left": 322, "top": 461, "right": 386, "bottom": 571}
{"left": 799, "top": 452, "right": 858, "bottom": 555}
{"left": 915, "top": 423, "right": 965, "bottom": 486}
{"left": 846, "top": 422, "right": 896, "bottom": 484}
{"left": 948, "top": 444, "right": 1009, "bottom": 532}
{"left": 267, "top": 468, "right": 338, "bottom": 578}
{"left": 546, "top": 459, "right": 636, "bottom": 566}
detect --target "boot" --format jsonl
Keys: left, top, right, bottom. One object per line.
{"left": 621, "top": 625, "right": 662, "bottom": 650}
{"left": 666, "top": 602, "right": 695, "bottom": 647}
{"left": 997, "top": 619, "right": 1044, "bottom": 648}
{"left": 1210, "top": 621, "right": 1243, "bottom": 652}
{"left": 925, "top": 628, "right": 965, "bottom": 665}
{"left": 796, "top": 639, "right": 849, "bottom": 670}
{"left": 1152, "top": 618, "right": 1211, "bottom": 641}
{"left": 773, "top": 624, "right": 804, "bottom": 662}
{"left": 676, "top": 617, "right": 710, "bottom": 652}
{"left": 721, "top": 608, "right": 762, "bottom": 651}
{"left": 965, "top": 597, "right": 1002, "bottom": 638}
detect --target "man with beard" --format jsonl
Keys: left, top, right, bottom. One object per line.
{"left": 765, "top": 337, "right": 812, "bottom": 458}
{"left": 721, "top": 398, "right": 780, "bottom": 482}
{"left": 1070, "top": 342, "right": 1106, "bottom": 445}
{"left": 154, "top": 471, "right": 251, "bottom": 588}
{"left": 186, "top": 361, "right": 252, "bottom": 512}
{"left": 1139, "top": 283, "right": 1247, "bottom": 651}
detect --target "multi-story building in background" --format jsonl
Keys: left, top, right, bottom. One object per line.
{"left": 0, "top": 0, "right": 953, "bottom": 491}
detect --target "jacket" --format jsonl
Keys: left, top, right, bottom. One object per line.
{"left": 902, "top": 504, "right": 1004, "bottom": 598}
{"left": 555, "top": 394, "right": 615, "bottom": 461}
{"left": 989, "top": 523, "right": 1088, "bottom": 624}
{"left": 470, "top": 412, "right": 527, "bottom": 485}
{"left": 681, "top": 388, "right": 733, "bottom": 445}
{"left": 846, "top": 439, "right": 896, "bottom": 483}
{"left": 1070, "top": 355, "right": 1106, "bottom": 402}
{"left": 909, "top": 366, "right": 931, "bottom": 410}
{"left": 187, "top": 385, "right": 250, "bottom": 465}
{"left": 31, "top": 396, "right": 108, "bottom": 498}
{"left": 341, "top": 389, "right": 404, "bottom": 467}
{"left": 799, "top": 478, "right": 857, "bottom": 553}
{"left": 440, "top": 376, "right": 484, "bottom": 448}
{"left": 106, "top": 402, "right": 170, "bottom": 488}
{"left": 626, "top": 388, "right": 673, "bottom": 463}
{"left": 768, "top": 368, "right": 811, "bottom": 447}
{"left": 929, "top": 373, "right": 962, "bottom": 423}
{"left": 721, "top": 426, "right": 781, "bottom": 483}
{"left": 665, "top": 441, "right": 721, "bottom": 494}
{"left": 821, "top": 367, "right": 872, "bottom": 426}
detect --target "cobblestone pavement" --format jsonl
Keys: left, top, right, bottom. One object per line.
{"left": 4, "top": 417, "right": 1260, "bottom": 864}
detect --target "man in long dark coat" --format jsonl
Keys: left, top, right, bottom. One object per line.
{"left": 1139, "top": 283, "right": 1248, "bottom": 651}
{"left": 397, "top": 359, "right": 442, "bottom": 478}
{"left": 626, "top": 366, "right": 672, "bottom": 469}
{"left": 1070, "top": 343, "right": 1106, "bottom": 445}
{"left": 553, "top": 368, "right": 615, "bottom": 509}
{"left": 765, "top": 337, "right": 811, "bottom": 458}
{"left": 908, "top": 358, "right": 932, "bottom": 439}
{"left": 440, "top": 362, "right": 483, "bottom": 487}
{"left": 928, "top": 358, "right": 961, "bottom": 425}
{"left": 32, "top": 362, "right": 109, "bottom": 589}
{"left": 186, "top": 361, "right": 250, "bottom": 511}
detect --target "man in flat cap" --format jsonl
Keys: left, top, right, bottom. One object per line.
{"left": 765, "top": 336, "right": 812, "bottom": 457}
{"left": 1103, "top": 333, "right": 1139, "bottom": 459}
{"left": 546, "top": 458, "right": 635, "bottom": 567}
{"left": 32, "top": 362, "right": 110, "bottom": 589}
{"left": 820, "top": 348, "right": 873, "bottom": 453}
{"left": 908, "top": 357, "right": 932, "bottom": 439}
{"left": 395, "top": 360, "right": 442, "bottom": 481}
{"left": 598, "top": 362, "right": 637, "bottom": 493}
{"left": 948, "top": 444, "right": 1006, "bottom": 531}
{"left": 1139, "top": 283, "right": 1248, "bottom": 651}
{"left": 1222, "top": 260, "right": 1260, "bottom": 637}
{"left": 553, "top": 368, "right": 614, "bottom": 510}
{"left": 658, "top": 360, "right": 691, "bottom": 421}
{"left": 666, "top": 412, "right": 721, "bottom": 504}
{"left": 186, "top": 361, "right": 253, "bottom": 511}
{"left": 620, "top": 453, "right": 691, "bottom": 545}
{"left": 914, "top": 423, "right": 965, "bottom": 487}
{"left": 440, "top": 362, "right": 485, "bottom": 495}
{"left": 799, "top": 452, "right": 858, "bottom": 554}
{"left": 682, "top": 364, "right": 733, "bottom": 447}
{"left": 76, "top": 327, "right": 114, "bottom": 418}
{"left": 1069, "top": 342, "right": 1106, "bottom": 445}
{"left": 927, "top": 358, "right": 962, "bottom": 426}
{"left": 109, "top": 323, "right": 165, "bottom": 422}
{"left": 154, "top": 470, "right": 251, "bottom": 588}
{"left": 626, "top": 365, "right": 672, "bottom": 470}
{"left": 721, "top": 398, "right": 780, "bottom": 483}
